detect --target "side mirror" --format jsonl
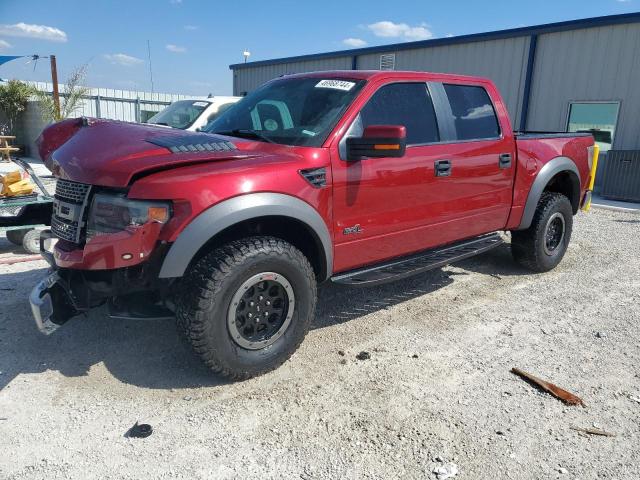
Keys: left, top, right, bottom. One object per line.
{"left": 346, "top": 125, "right": 407, "bottom": 161}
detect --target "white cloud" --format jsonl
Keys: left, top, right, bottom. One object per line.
{"left": 166, "top": 44, "right": 187, "bottom": 53}
{"left": 616, "top": 0, "right": 631, "bottom": 3}
{"left": 184, "top": 25, "right": 198, "bottom": 31}
{"left": 103, "top": 53, "right": 144, "bottom": 66}
{"left": 170, "top": 0, "right": 183, "bottom": 4}
{"left": 367, "top": 21, "right": 433, "bottom": 41}
{"left": 0, "top": 22, "right": 67, "bottom": 42}
{"left": 343, "top": 37, "right": 367, "bottom": 47}
{"left": 0, "top": 39, "right": 11, "bottom": 50}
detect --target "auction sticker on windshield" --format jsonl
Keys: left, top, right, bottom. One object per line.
{"left": 315, "top": 80, "right": 356, "bottom": 91}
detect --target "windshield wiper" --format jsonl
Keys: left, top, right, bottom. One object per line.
{"left": 213, "top": 129, "right": 277, "bottom": 144}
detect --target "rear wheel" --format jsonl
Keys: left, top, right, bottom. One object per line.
{"left": 511, "top": 192, "right": 573, "bottom": 272}
{"left": 176, "top": 236, "right": 316, "bottom": 380}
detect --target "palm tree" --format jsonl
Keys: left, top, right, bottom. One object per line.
{"left": 33, "top": 65, "right": 90, "bottom": 122}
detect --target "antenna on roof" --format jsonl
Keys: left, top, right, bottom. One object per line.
{"left": 147, "top": 40, "right": 155, "bottom": 93}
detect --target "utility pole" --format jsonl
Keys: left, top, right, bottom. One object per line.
{"left": 50, "top": 55, "right": 61, "bottom": 119}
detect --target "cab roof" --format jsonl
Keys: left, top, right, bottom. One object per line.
{"left": 278, "top": 70, "right": 492, "bottom": 84}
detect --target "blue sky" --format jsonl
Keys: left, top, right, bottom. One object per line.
{"left": 0, "top": 0, "right": 637, "bottom": 95}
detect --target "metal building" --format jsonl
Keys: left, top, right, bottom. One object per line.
{"left": 230, "top": 13, "right": 640, "bottom": 193}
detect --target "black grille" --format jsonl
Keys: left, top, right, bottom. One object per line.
{"left": 300, "top": 167, "right": 327, "bottom": 188}
{"left": 51, "top": 216, "right": 80, "bottom": 243}
{"left": 55, "top": 179, "right": 91, "bottom": 204}
{"left": 51, "top": 179, "right": 92, "bottom": 243}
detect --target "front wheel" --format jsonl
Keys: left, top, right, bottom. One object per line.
{"left": 176, "top": 236, "right": 317, "bottom": 380}
{"left": 511, "top": 192, "right": 573, "bottom": 272}
{"left": 22, "top": 229, "right": 42, "bottom": 254}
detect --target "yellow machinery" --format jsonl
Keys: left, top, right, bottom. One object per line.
{"left": 1, "top": 170, "right": 36, "bottom": 197}
{"left": 581, "top": 144, "right": 600, "bottom": 212}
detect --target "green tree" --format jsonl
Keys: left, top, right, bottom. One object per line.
{"left": 0, "top": 79, "right": 32, "bottom": 134}
{"left": 33, "top": 65, "right": 90, "bottom": 122}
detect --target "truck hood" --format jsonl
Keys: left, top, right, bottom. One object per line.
{"left": 38, "top": 118, "right": 260, "bottom": 187}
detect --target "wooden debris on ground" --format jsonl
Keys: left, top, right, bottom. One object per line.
{"left": 511, "top": 367, "right": 586, "bottom": 407}
{"left": 570, "top": 426, "right": 616, "bottom": 437}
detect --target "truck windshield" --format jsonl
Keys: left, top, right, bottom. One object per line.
{"left": 205, "top": 77, "right": 366, "bottom": 147}
{"left": 147, "top": 100, "right": 210, "bottom": 129}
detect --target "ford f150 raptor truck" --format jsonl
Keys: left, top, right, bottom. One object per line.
{"left": 30, "top": 71, "right": 599, "bottom": 379}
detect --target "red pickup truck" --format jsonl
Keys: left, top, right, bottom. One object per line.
{"left": 30, "top": 71, "right": 598, "bottom": 379}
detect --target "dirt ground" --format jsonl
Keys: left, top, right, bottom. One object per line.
{"left": 0, "top": 207, "right": 639, "bottom": 480}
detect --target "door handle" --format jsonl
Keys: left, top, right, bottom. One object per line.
{"left": 499, "top": 153, "right": 512, "bottom": 169}
{"left": 434, "top": 159, "right": 452, "bottom": 177}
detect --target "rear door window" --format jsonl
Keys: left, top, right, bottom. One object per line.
{"left": 443, "top": 84, "right": 500, "bottom": 141}
{"left": 360, "top": 83, "right": 439, "bottom": 145}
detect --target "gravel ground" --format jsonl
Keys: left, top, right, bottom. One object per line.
{"left": 0, "top": 207, "right": 639, "bottom": 480}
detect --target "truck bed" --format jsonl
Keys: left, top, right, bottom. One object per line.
{"left": 514, "top": 131, "right": 593, "bottom": 140}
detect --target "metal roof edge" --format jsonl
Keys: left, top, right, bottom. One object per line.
{"left": 229, "top": 12, "right": 640, "bottom": 70}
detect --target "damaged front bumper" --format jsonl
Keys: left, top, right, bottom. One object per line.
{"left": 29, "top": 268, "right": 85, "bottom": 335}
{"left": 29, "top": 272, "right": 68, "bottom": 335}
{"left": 29, "top": 231, "right": 81, "bottom": 335}
{"left": 29, "top": 229, "right": 174, "bottom": 335}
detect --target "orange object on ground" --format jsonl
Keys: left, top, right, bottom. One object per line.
{"left": 511, "top": 367, "right": 586, "bottom": 407}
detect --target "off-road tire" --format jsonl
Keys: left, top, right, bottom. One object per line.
{"left": 176, "top": 236, "right": 317, "bottom": 380}
{"left": 21, "top": 229, "right": 41, "bottom": 254}
{"left": 511, "top": 192, "right": 573, "bottom": 272}
{"left": 5, "top": 228, "right": 30, "bottom": 247}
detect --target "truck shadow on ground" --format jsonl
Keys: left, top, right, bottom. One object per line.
{"left": 315, "top": 243, "right": 528, "bottom": 329}
{"left": 0, "top": 244, "right": 529, "bottom": 391}
{"left": 455, "top": 242, "right": 530, "bottom": 278}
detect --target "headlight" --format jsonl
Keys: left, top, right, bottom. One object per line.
{"left": 87, "top": 193, "right": 171, "bottom": 239}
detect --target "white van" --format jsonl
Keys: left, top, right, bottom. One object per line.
{"left": 146, "top": 96, "right": 240, "bottom": 131}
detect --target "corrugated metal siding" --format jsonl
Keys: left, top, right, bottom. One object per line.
{"left": 233, "top": 21, "right": 640, "bottom": 152}
{"left": 233, "top": 56, "right": 353, "bottom": 95}
{"left": 600, "top": 150, "right": 640, "bottom": 201}
{"left": 17, "top": 82, "right": 193, "bottom": 156}
{"left": 526, "top": 23, "right": 640, "bottom": 149}
{"left": 356, "top": 37, "right": 531, "bottom": 123}
{"left": 233, "top": 37, "right": 530, "bottom": 123}
{"left": 26, "top": 81, "right": 191, "bottom": 121}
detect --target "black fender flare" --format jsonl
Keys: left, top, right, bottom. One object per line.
{"left": 158, "top": 192, "right": 333, "bottom": 279}
{"left": 517, "top": 156, "right": 581, "bottom": 230}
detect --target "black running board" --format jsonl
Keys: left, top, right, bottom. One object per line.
{"left": 331, "top": 233, "right": 503, "bottom": 286}
{"left": 107, "top": 298, "right": 175, "bottom": 321}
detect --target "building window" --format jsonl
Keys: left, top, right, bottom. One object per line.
{"left": 442, "top": 84, "right": 501, "bottom": 141}
{"left": 380, "top": 53, "right": 395, "bottom": 71}
{"left": 567, "top": 102, "right": 620, "bottom": 152}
